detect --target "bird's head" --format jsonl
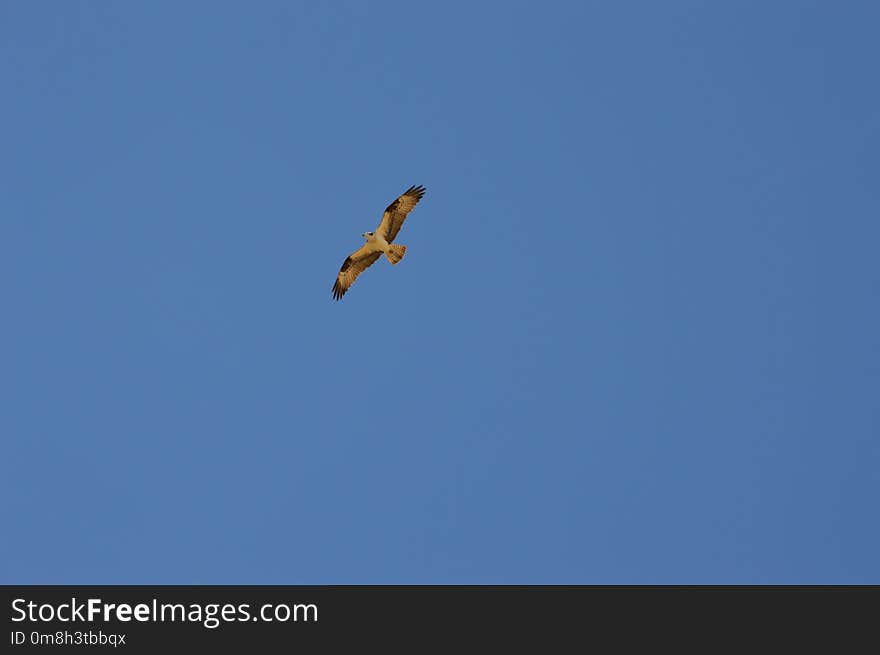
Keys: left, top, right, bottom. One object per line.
{"left": 362, "top": 231, "right": 374, "bottom": 240}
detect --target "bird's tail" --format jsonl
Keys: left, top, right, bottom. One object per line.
{"left": 386, "top": 244, "right": 407, "bottom": 265}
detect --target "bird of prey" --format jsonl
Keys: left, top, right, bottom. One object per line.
{"left": 331, "top": 184, "right": 427, "bottom": 301}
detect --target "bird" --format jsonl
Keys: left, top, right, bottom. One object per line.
{"left": 331, "top": 184, "right": 427, "bottom": 301}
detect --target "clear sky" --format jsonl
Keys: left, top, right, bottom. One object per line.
{"left": 2, "top": 1, "right": 879, "bottom": 584}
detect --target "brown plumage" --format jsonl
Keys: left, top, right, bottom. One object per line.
{"left": 377, "top": 185, "right": 426, "bottom": 243}
{"left": 331, "top": 185, "right": 426, "bottom": 301}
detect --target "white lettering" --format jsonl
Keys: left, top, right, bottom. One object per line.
{"left": 11, "top": 599, "right": 26, "bottom": 622}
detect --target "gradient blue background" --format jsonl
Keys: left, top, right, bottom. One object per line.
{"left": 3, "top": 2, "right": 878, "bottom": 583}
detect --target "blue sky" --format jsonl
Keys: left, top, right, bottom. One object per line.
{"left": 2, "top": 1, "right": 878, "bottom": 583}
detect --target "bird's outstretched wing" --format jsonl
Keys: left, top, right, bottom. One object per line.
{"left": 376, "top": 185, "right": 426, "bottom": 243}
{"left": 332, "top": 244, "right": 382, "bottom": 301}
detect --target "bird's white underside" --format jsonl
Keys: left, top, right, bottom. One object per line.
{"left": 364, "top": 232, "right": 390, "bottom": 253}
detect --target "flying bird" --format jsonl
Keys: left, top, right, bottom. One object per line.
{"left": 331, "top": 184, "right": 427, "bottom": 301}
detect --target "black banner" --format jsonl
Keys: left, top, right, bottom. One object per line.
{"left": 2, "top": 586, "right": 876, "bottom": 650}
